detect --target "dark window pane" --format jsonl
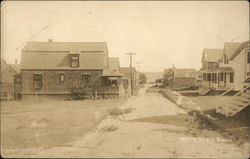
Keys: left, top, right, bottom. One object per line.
{"left": 247, "top": 51, "right": 250, "bottom": 64}
{"left": 82, "top": 75, "right": 90, "bottom": 84}
{"left": 220, "top": 73, "right": 223, "bottom": 81}
{"left": 33, "top": 74, "right": 42, "bottom": 89}
{"left": 230, "top": 73, "right": 234, "bottom": 83}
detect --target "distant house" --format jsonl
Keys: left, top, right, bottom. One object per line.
{"left": 20, "top": 40, "right": 125, "bottom": 99}
{"left": 199, "top": 41, "right": 249, "bottom": 91}
{"left": 195, "top": 72, "right": 203, "bottom": 87}
{"left": 120, "top": 67, "right": 138, "bottom": 93}
{"left": 1, "top": 59, "right": 20, "bottom": 100}
{"left": 109, "top": 57, "right": 120, "bottom": 73}
{"left": 163, "top": 68, "right": 196, "bottom": 88}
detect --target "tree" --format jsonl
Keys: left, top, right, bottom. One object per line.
{"left": 139, "top": 72, "right": 147, "bottom": 84}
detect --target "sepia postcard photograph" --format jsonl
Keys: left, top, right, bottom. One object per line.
{"left": 1, "top": 0, "right": 249, "bottom": 158}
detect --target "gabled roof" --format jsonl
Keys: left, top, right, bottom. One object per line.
{"left": 202, "top": 49, "right": 222, "bottom": 62}
{"left": 173, "top": 68, "right": 196, "bottom": 78}
{"left": 21, "top": 41, "right": 109, "bottom": 70}
{"left": 1, "top": 65, "right": 18, "bottom": 83}
{"left": 9, "top": 64, "right": 21, "bottom": 73}
{"left": 109, "top": 57, "right": 120, "bottom": 72}
{"left": 222, "top": 42, "right": 242, "bottom": 60}
{"left": 230, "top": 41, "right": 249, "bottom": 60}
{"left": 102, "top": 70, "right": 123, "bottom": 77}
{"left": 22, "top": 41, "right": 108, "bottom": 52}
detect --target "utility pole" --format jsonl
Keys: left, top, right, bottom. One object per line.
{"left": 126, "top": 53, "right": 136, "bottom": 95}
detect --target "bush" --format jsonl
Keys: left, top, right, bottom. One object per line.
{"left": 71, "top": 86, "right": 94, "bottom": 100}
{"left": 107, "top": 107, "right": 124, "bottom": 116}
{"left": 107, "top": 107, "right": 134, "bottom": 116}
{"left": 139, "top": 73, "right": 147, "bottom": 84}
{"left": 100, "top": 125, "right": 119, "bottom": 132}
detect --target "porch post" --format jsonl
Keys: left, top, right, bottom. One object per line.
{"left": 217, "top": 72, "right": 219, "bottom": 88}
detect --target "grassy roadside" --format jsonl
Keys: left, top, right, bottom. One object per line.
{"left": 1, "top": 98, "right": 125, "bottom": 151}
{"left": 159, "top": 88, "right": 250, "bottom": 147}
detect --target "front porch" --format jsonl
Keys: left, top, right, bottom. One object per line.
{"left": 200, "top": 67, "right": 235, "bottom": 90}
{"left": 101, "top": 70, "right": 127, "bottom": 98}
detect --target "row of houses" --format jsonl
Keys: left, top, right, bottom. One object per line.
{"left": 162, "top": 40, "right": 250, "bottom": 92}
{"left": 162, "top": 40, "right": 249, "bottom": 117}
{"left": 1, "top": 40, "right": 140, "bottom": 100}
{"left": 198, "top": 41, "right": 250, "bottom": 92}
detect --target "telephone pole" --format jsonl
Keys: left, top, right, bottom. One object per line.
{"left": 126, "top": 53, "right": 136, "bottom": 95}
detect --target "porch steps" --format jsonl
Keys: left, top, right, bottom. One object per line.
{"left": 199, "top": 87, "right": 210, "bottom": 95}
{"left": 216, "top": 88, "right": 250, "bottom": 117}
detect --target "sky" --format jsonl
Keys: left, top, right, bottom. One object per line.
{"left": 1, "top": 1, "right": 249, "bottom": 72}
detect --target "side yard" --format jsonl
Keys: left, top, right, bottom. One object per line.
{"left": 1, "top": 98, "right": 125, "bottom": 152}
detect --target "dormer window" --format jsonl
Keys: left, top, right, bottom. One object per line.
{"left": 71, "top": 54, "right": 79, "bottom": 68}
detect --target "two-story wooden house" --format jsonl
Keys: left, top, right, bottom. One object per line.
{"left": 218, "top": 41, "right": 249, "bottom": 90}
{"left": 20, "top": 40, "right": 125, "bottom": 99}
{"left": 163, "top": 68, "right": 196, "bottom": 88}
{"left": 198, "top": 48, "right": 222, "bottom": 89}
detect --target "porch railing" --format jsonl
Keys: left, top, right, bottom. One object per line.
{"left": 220, "top": 76, "right": 250, "bottom": 96}
{"left": 233, "top": 85, "right": 250, "bottom": 96}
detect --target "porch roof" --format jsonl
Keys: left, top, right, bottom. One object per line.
{"left": 200, "top": 67, "right": 234, "bottom": 73}
{"left": 102, "top": 70, "right": 123, "bottom": 77}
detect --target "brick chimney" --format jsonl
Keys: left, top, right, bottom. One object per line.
{"left": 48, "top": 39, "right": 53, "bottom": 42}
{"left": 15, "top": 59, "right": 18, "bottom": 64}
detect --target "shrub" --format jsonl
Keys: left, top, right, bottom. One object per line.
{"left": 71, "top": 85, "right": 94, "bottom": 100}
{"left": 100, "top": 124, "right": 119, "bottom": 132}
{"left": 107, "top": 107, "right": 124, "bottom": 116}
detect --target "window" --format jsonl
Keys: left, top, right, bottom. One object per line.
{"left": 203, "top": 74, "right": 206, "bottom": 81}
{"left": 229, "top": 73, "right": 234, "bottom": 83}
{"left": 14, "top": 75, "right": 21, "bottom": 84}
{"left": 82, "top": 75, "right": 90, "bottom": 84}
{"left": 102, "top": 77, "right": 119, "bottom": 87}
{"left": 59, "top": 74, "right": 65, "bottom": 83}
{"left": 33, "top": 74, "right": 42, "bottom": 89}
{"left": 213, "top": 73, "right": 217, "bottom": 83}
{"left": 198, "top": 75, "right": 203, "bottom": 78}
{"left": 71, "top": 54, "right": 79, "bottom": 68}
{"left": 207, "top": 73, "right": 211, "bottom": 81}
{"left": 220, "top": 73, "right": 223, "bottom": 81}
{"left": 247, "top": 51, "right": 250, "bottom": 64}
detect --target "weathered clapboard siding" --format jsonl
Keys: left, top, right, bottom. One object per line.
{"left": 21, "top": 70, "right": 103, "bottom": 95}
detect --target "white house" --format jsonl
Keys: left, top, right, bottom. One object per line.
{"left": 198, "top": 41, "right": 249, "bottom": 91}
{"left": 218, "top": 41, "right": 250, "bottom": 90}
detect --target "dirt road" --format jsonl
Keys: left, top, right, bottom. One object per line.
{"left": 4, "top": 86, "right": 249, "bottom": 158}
